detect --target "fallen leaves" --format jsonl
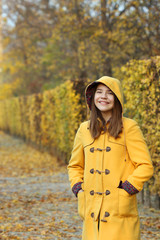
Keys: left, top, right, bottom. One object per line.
{"left": 0, "top": 131, "right": 81, "bottom": 239}
{"left": 0, "top": 131, "right": 159, "bottom": 239}
{"left": 139, "top": 209, "right": 160, "bottom": 239}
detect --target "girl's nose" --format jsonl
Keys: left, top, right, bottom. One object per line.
{"left": 101, "top": 93, "right": 108, "bottom": 98}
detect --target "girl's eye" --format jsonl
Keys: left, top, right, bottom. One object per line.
{"left": 96, "top": 91, "right": 102, "bottom": 94}
{"left": 96, "top": 90, "right": 113, "bottom": 94}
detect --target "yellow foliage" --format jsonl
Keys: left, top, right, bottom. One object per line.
{"left": 0, "top": 78, "right": 22, "bottom": 100}
{"left": 40, "top": 81, "right": 81, "bottom": 161}
{"left": 0, "top": 80, "right": 81, "bottom": 163}
{"left": 122, "top": 56, "right": 160, "bottom": 194}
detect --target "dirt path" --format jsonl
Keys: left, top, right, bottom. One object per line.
{"left": 0, "top": 131, "right": 159, "bottom": 240}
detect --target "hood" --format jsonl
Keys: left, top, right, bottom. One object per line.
{"left": 85, "top": 76, "right": 123, "bottom": 111}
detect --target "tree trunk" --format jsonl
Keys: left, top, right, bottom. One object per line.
{"left": 145, "top": 182, "right": 151, "bottom": 207}
{"left": 141, "top": 188, "right": 144, "bottom": 204}
{"left": 155, "top": 193, "right": 160, "bottom": 209}
{"left": 0, "top": 0, "right": 2, "bottom": 76}
{"left": 100, "top": 0, "right": 107, "bottom": 30}
{"left": 100, "top": 0, "right": 112, "bottom": 76}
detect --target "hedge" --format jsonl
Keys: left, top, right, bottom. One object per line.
{"left": 0, "top": 81, "right": 82, "bottom": 163}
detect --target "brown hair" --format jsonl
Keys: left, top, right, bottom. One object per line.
{"left": 89, "top": 84, "right": 123, "bottom": 139}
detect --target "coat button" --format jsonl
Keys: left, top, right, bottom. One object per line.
{"left": 90, "top": 168, "right": 94, "bottom": 174}
{"left": 101, "top": 219, "right": 107, "bottom": 222}
{"left": 105, "top": 169, "right": 110, "bottom": 174}
{"left": 90, "top": 147, "right": 94, "bottom": 152}
{"left": 91, "top": 212, "right": 94, "bottom": 218}
{"left": 105, "top": 190, "right": 110, "bottom": 195}
{"left": 106, "top": 146, "right": 111, "bottom": 152}
{"left": 90, "top": 190, "right": 94, "bottom": 195}
{"left": 105, "top": 212, "right": 110, "bottom": 217}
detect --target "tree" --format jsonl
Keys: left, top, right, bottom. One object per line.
{"left": 1, "top": 0, "right": 159, "bottom": 99}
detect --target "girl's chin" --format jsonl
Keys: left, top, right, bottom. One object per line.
{"left": 98, "top": 107, "right": 112, "bottom": 111}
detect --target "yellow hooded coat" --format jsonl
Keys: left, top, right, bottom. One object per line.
{"left": 68, "top": 76, "right": 153, "bottom": 240}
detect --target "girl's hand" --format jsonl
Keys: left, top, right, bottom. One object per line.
{"left": 78, "top": 189, "right": 84, "bottom": 194}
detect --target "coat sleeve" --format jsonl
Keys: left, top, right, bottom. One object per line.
{"left": 67, "top": 124, "right": 85, "bottom": 195}
{"left": 125, "top": 120, "right": 154, "bottom": 192}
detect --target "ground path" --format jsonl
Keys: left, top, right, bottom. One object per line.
{"left": 0, "top": 131, "right": 159, "bottom": 240}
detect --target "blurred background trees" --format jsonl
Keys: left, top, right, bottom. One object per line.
{"left": 0, "top": 0, "right": 159, "bottom": 208}
{"left": 0, "top": 0, "right": 159, "bottom": 99}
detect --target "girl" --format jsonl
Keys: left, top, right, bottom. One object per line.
{"left": 68, "top": 76, "right": 153, "bottom": 240}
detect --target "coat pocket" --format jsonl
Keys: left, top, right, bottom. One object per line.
{"left": 78, "top": 190, "right": 85, "bottom": 219}
{"left": 118, "top": 188, "right": 138, "bottom": 217}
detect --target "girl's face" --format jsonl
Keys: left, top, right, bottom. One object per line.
{"left": 94, "top": 84, "right": 114, "bottom": 116}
